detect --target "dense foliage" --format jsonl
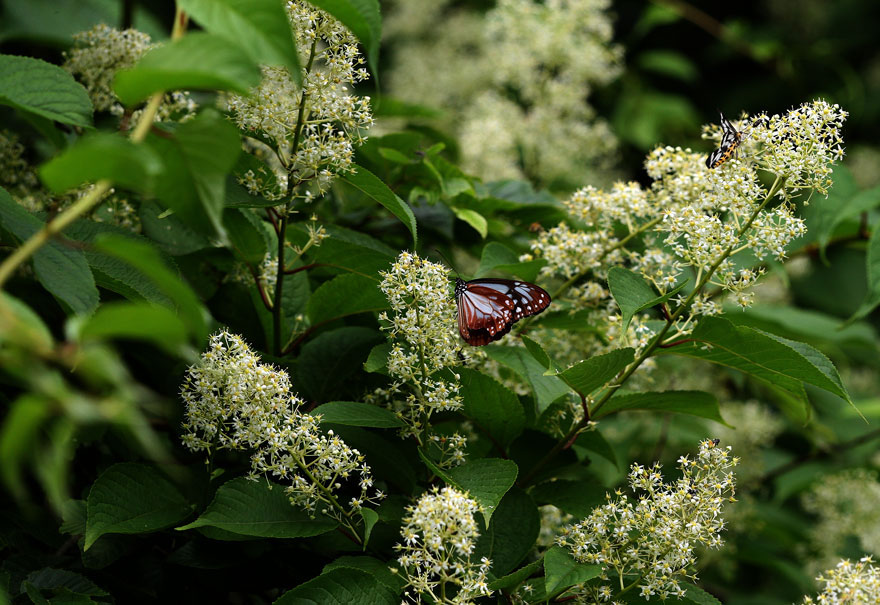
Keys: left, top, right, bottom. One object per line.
{"left": 1, "top": 1, "right": 879, "bottom": 604}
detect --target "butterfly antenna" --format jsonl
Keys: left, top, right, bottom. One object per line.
{"left": 433, "top": 248, "right": 462, "bottom": 280}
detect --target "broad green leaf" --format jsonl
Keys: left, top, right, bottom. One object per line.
{"left": 60, "top": 499, "right": 87, "bottom": 536}
{"left": 458, "top": 368, "right": 526, "bottom": 448}
{"left": 331, "top": 426, "right": 417, "bottom": 493}
{"left": 444, "top": 458, "right": 518, "bottom": 526}
{"left": 0, "top": 188, "right": 99, "bottom": 314}
{"left": 371, "top": 96, "right": 443, "bottom": 119}
{"left": 311, "top": 401, "right": 404, "bottom": 428}
{"left": 275, "top": 568, "right": 397, "bottom": 605}
{"left": 544, "top": 546, "right": 602, "bottom": 596}
{"left": 363, "top": 342, "right": 391, "bottom": 375}
{"left": 0, "top": 394, "right": 51, "bottom": 501}
{"left": 608, "top": 267, "right": 656, "bottom": 332}
{"left": 557, "top": 348, "right": 635, "bottom": 398}
{"left": 596, "top": 390, "right": 728, "bottom": 425}
{"left": 489, "top": 558, "right": 543, "bottom": 591}
{"left": 177, "top": 0, "right": 301, "bottom": 81}
{"left": 451, "top": 206, "right": 487, "bottom": 238}
{"left": 669, "top": 316, "right": 853, "bottom": 407}
{"left": 225, "top": 208, "right": 268, "bottom": 264}
{"left": 114, "top": 33, "right": 262, "bottom": 105}
{"left": 0, "top": 54, "right": 92, "bottom": 127}
{"left": 39, "top": 132, "right": 162, "bottom": 194}
{"left": 472, "top": 487, "right": 539, "bottom": 576}
{"left": 341, "top": 165, "right": 417, "bottom": 247}
{"left": 306, "top": 273, "right": 387, "bottom": 326}
{"left": 297, "top": 327, "right": 384, "bottom": 402}
{"left": 178, "top": 478, "right": 336, "bottom": 537}
{"left": 476, "top": 241, "right": 517, "bottom": 278}
{"left": 0, "top": 292, "right": 53, "bottom": 352}
{"left": 535, "top": 309, "right": 602, "bottom": 332}
{"left": 494, "top": 259, "right": 547, "bottom": 283}
{"left": 85, "top": 463, "right": 191, "bottom": 550}
{"left": 530, "top": 478, "right": 605, "bottom": 518}
{"left": 484, "top": 346, "right": 570, "bottom": 413}
{"left": 148, "top": 109, "right": 241, "bottom": 239}
{"left": 76, "top": 302, "right": 192, "bottom": 357}
{"left": 359, "top": 508, "right": 378, "bottom": 547}
{"left": 801, "top": 165, "right": 859, "bottom": 255}
{"left": 64, "top": 220, "right": 175, "bottom": 307}
{"left": 140, "top": 200, "right": 213, "bottom": 256}
{"left": 307, "top": 0, "right": 381, "bottom": 76}
{"left": 92, "top": 234, "right": 207, "bottom": 341}
{"left": 637, "top": 50, "right": 698, "bottom": 82}
{"left": 521, "top": 335, "right": 559, "bottom": 373}
{"left": 23, "top": 568, "right": 108, "bottom": 597}
{"left": 323, "top": 556, "right": 405, "bottom": 594}
{"left": 850, "top": 225, "right": 880, "bottom": 321}
{"left": 574, "top": 430, "right": 618, "bottom": 467}
{"left": 288, "top": 223, "right": 395, "bottom": 277}
{"left": 679, "top": 583, "right": 723, "bottom": 605}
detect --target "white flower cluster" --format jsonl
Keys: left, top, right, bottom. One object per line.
{"left": 802, "top": 557, "right": 880, "bottom": 605}
{"left": 526, "top": 100, "right": 846, "bottom": 349}
{"left": 63, "top": 24, "right": 197, "bottom": 121}
{"left": 558, "top": 439, "right": 738, "bottom": 601}
{"left": 180, "top": 331, "right": 383, "bottom": 521}
{"left": 802, "top": 469, "right": 880, "bottom": 571}
{"left": 376, "top": 252, "right": 469, "bottom": 452}
{"left": 223, "top": 1, "right": 372, "bottom": 201}
{"left": 394, "top": 486, "right": 492, "bottom": 604}
{"left": 384, "top": 0, "right": 621, "bottom": 185}
{"left": 712, "top": 401, "right": 784, "bottom": 484}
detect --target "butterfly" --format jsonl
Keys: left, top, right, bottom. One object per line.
{"left": 455, "top": 278, "right": 551, "bottom": 346}
{"left": 705, "top": 112, "right": 743, "bottom": 169}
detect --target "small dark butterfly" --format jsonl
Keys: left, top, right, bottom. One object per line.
{"left": 706, "top": 112, "right": 742, "bottom": 169}
{"left": 455, "top": 278, "right": 551, "bottom": 346}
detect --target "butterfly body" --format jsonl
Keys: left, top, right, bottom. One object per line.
{"left": 455, "top": 278, "right": 551, "bottom": 346}
{"left": 706, "top": 112, "right": 742, "bottom": 169}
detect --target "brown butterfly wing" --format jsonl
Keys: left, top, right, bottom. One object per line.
{"left": 455, "top": 278, "right": 551, "bottom": 346}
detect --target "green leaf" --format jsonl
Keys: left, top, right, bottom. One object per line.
{"left": 521, "top": 335, "right": 560, "bottom": 373}
{"left": 678, "top": 582, "right": 723, "bottom": 605}
{"left": 322, "top": 556, "right": 405, "bottom": 594}
{"left": 458, "top": 368, "right": 526, "bottom": 448}
{"left": 574, "top": 430, "right": 618, "bottom": 468}
{"left": 489, "top": 558, "right": 543, "bottom": 591}
{"left": 92, "top": 234, "right": 207, "bottom": 342}
{"left": 557, "top": 348, "right": 635, "bottom": 398}
{"left": 359, "top": 508, "right": 378, "bottom": 547}
{"left": 0, "top": 54, "right": 92, "bottom": 127}
{"left": 0, "top": 292, "right": 54, "bottom": 352}
{"left": 451, "top": 206, "right": 487, "bottom": 238}
{"left": 0, "top": 394, "right": 51, "bottom": 502}
{"left": 850, "top": 225, "right": 880, "bottom": 321}
{"left": 307, "top": 0, "right": 381, "bottom": 76}
{"left": 114, "top": 32, "right": 262, "bottom": 105}
{"left": 64, "top": 220, "right": 175, "bottom": 306}
{"left": 23, "top": 568, "right": 108, "bottom": 597}
{"left": 444, "top": 458, "right": 518, "bottom": 527}
{"left": 275, "top": 568, "right": 397, "bottom": 605}
{"left": 544, "top": 546, "right": 602, "bottom": 596}
{"left": 297, "top": 327, "right": 384, "bottom": 402}
{"left": 608, "top": 267, "right": 658, "bottom": 332}
{"left": 483, "top": 346, "right": 570, "bottom": 413}
{"left": 363, "top": 342, "right": 390, "bottom": 375}
{"left": 637, "top": 50, "right": 698, "bottom": 82}
{"left": 289, "top": 223, "right": 395, "bottom": 277}
{"left": 311, "top": 401, "right": 404, "bottom": 428}
{"left": 148, "top": 109, "right": 241, "bottom": 239}
{"left": 39, "top": 133, "right": 162, "bottom": 194}
{"left": 177, "top": 477, "right": 337, "bottom": 538}
{"left": 177, "top": 0, "right": 301, "bottom": 82}
{"left": 76, "top": 302, "right": 192, "bottom": 357}
{"left": 530, "top": 478, "right": 605, "bottom": 518}
{"left": 85, "top": 463, "right": 191, "bottom": 550}
{"left": 306, "top": 273, "right": 387, "bottom": 326}
{"left": 0, "top": 188, "right": 99, "bottom": 314}
{"left": 596, "top": 390, "right": 729, "bottom": 425}
{"left": 341, "top": 165, "right": 417, "bottom": 247}
{"left": 476, "top": 241, "right": 518, "bottom": 277}
{"left": 472, "top": 487, "right": 539, "bottom": 576}
{"left": 225, "top": 208, "right": 268, "bottom": 264}
{"left": 669, "top": 317, "right": 854, "bottom": 408}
